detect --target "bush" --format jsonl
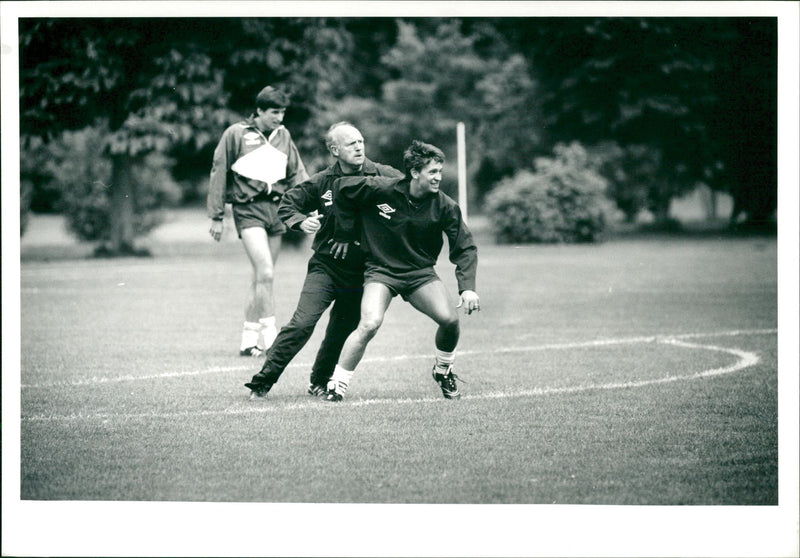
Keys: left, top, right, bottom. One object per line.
{"left": 43, "top": 126, "right": 182, "bottom": 243}
{"left": 20, "top": 136, "right": 64, "bottom": 214}
{"left": 485, "top": 142, "right": 611, "bottom": 244}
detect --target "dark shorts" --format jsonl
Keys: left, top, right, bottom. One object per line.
{"left": 312, "top": 253, "right": 365, "bottom": 291}
{"left": 232, "top": 196, "right": 286, "bottom": 238}
{"left": 364, "top": 264, "right": 440, "bottom": 301}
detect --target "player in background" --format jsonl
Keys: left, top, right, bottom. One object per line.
{"left": 207, "top": 85, "right": 309, "bottom": 357}
{"left": 325, "top": 140, "right": 480, "bottom": 402}
{"left": 244, "top": 122, "right": 404, "bottom": 398}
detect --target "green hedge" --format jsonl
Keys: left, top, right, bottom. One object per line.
{"left": 486, "top": 142, "right": 612, "bottom": 244}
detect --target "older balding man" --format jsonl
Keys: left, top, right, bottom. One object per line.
{"left": 244, "top": 122, "right": 403, "bottom": 398}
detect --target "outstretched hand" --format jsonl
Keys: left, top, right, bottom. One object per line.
{"left": 209, "top": 220, "right": 223, "bottom": 242}
{"left": 457, "top": 290, "right": 481, "bottom": 315}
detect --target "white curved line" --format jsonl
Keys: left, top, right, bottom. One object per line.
{"left": 20, "top": 328, "right": 776, "bottom": 389}
{"left": 660, "top": 338, "right": 761, "bottom": 377}
{"left": 21, "top": 331, "right": 768, "bottom": 422}
{"left": 352, "top": 337, "right": 762, "bottom": 405}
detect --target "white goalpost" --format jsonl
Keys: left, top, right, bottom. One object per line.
{"left": 457, "top": 121, "right": 468, "bottom": 223}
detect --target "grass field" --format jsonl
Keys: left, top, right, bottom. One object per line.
{"left": 6, "top": 213, "right": 797, "bottom": 556}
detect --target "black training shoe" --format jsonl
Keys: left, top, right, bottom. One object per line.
{"left": 244, "top": 374, "right": 272, "bottom": 398}
{"left": 307, "top": 383, "right": 327, "bottom": 397}
{"left": 240, "top": 346, "right": 265, "bottom": 357}
{"left": 432, "top": 365, "right": 462, "bottom": 400}
{"left": 324, "top": 379, "right": 346, "bottom": 402}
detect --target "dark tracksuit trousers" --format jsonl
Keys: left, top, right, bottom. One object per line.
{"left": 257, "top": 252, "right": 363, "bottom": 387}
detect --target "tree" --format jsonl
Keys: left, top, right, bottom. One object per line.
{"left": 20, "top": 19, "right": 239, "bottom": 254}
{"left": 19, "top": 18, "right": 357, "bottom": 254}
{"left": 316, "top": 19, "right": 542, "bottom": 204}
{"left": 520, "top": 17, "right": 776, "bottom": 228}
{"left": 39, "top": 125, "right": 182, "bottom": 248}
{"left": 706, "top": 18, "right": 777, "bottom": 229}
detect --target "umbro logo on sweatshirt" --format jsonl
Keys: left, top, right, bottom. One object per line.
{"left": 243, "top": 131, "right": 263, "bottom": 146}
{"left": 377, "top": 203, "right": 396, "bottom": 219}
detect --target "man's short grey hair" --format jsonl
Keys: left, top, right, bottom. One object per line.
{"left": 325, "top": 121, "right": 356, "bottom": 150}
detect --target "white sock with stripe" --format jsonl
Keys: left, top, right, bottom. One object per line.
{"left": 434, "top": 348, "right": 455, "bottom": 373}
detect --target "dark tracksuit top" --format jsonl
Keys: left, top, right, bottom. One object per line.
{"left": 257, "top": 159, "right": 404, "bottom": 385}
{"left": 332, "top": 176, "right": 478, "bottom": 294}
{"left": 279, "top": 158, "right": 404, "bottom": 274}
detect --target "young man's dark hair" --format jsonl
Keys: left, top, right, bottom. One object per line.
{"left": 402, "top": 140, "right": 445, "bottom": 174}
{"left": 255, "top": 85, "right": 291, "bottom": 111}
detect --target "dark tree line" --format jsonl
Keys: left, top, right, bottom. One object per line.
{"left": 19, "top": 17, "right": 777, "bottom": 253}
{"left": 521, "top": 17, "right": 776, "bottom": 227}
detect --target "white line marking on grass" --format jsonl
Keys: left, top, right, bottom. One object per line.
{"left": 23, "top": 366, "right": 247, "bottom": 387}
{"left": 20, "top": 328, "right": 776, "bottom": 389}
{"left": 22, "top": 329, "right": 773, "bottom": 422}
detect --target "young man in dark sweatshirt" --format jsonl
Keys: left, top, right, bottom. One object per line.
{"left": 326, "top": 140, "right": 481, "bottom": 401}
{"left": 244, "top": 122, "right": 403, "bottom": 398}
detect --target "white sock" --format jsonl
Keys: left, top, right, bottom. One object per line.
{"left": 258, "top": 316, "right": 276, "bottom": 329}
{"left": 328, "top": 364, "right": 355, "bottom": 395}
{"left": 434, "top": 348, "right": 455, "bottom": 372}
{"left": 240, "top": 321, "right": 261, "bottom": 350}
{"left": 258, "top": 316, "right": 278, "bottom": 349}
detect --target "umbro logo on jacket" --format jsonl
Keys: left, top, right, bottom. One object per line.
{"left": 377, "top": 203, "right": 396, "bottom": 219}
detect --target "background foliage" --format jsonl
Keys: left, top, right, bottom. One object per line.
{"left": 18, "top": 17, "right": 777, "bottom": 251}
{"left": 486, "top": 142, "right": 612, "bottom": 243}
{"left": 48, "top": 126, "right": 182, "bottom": 247}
